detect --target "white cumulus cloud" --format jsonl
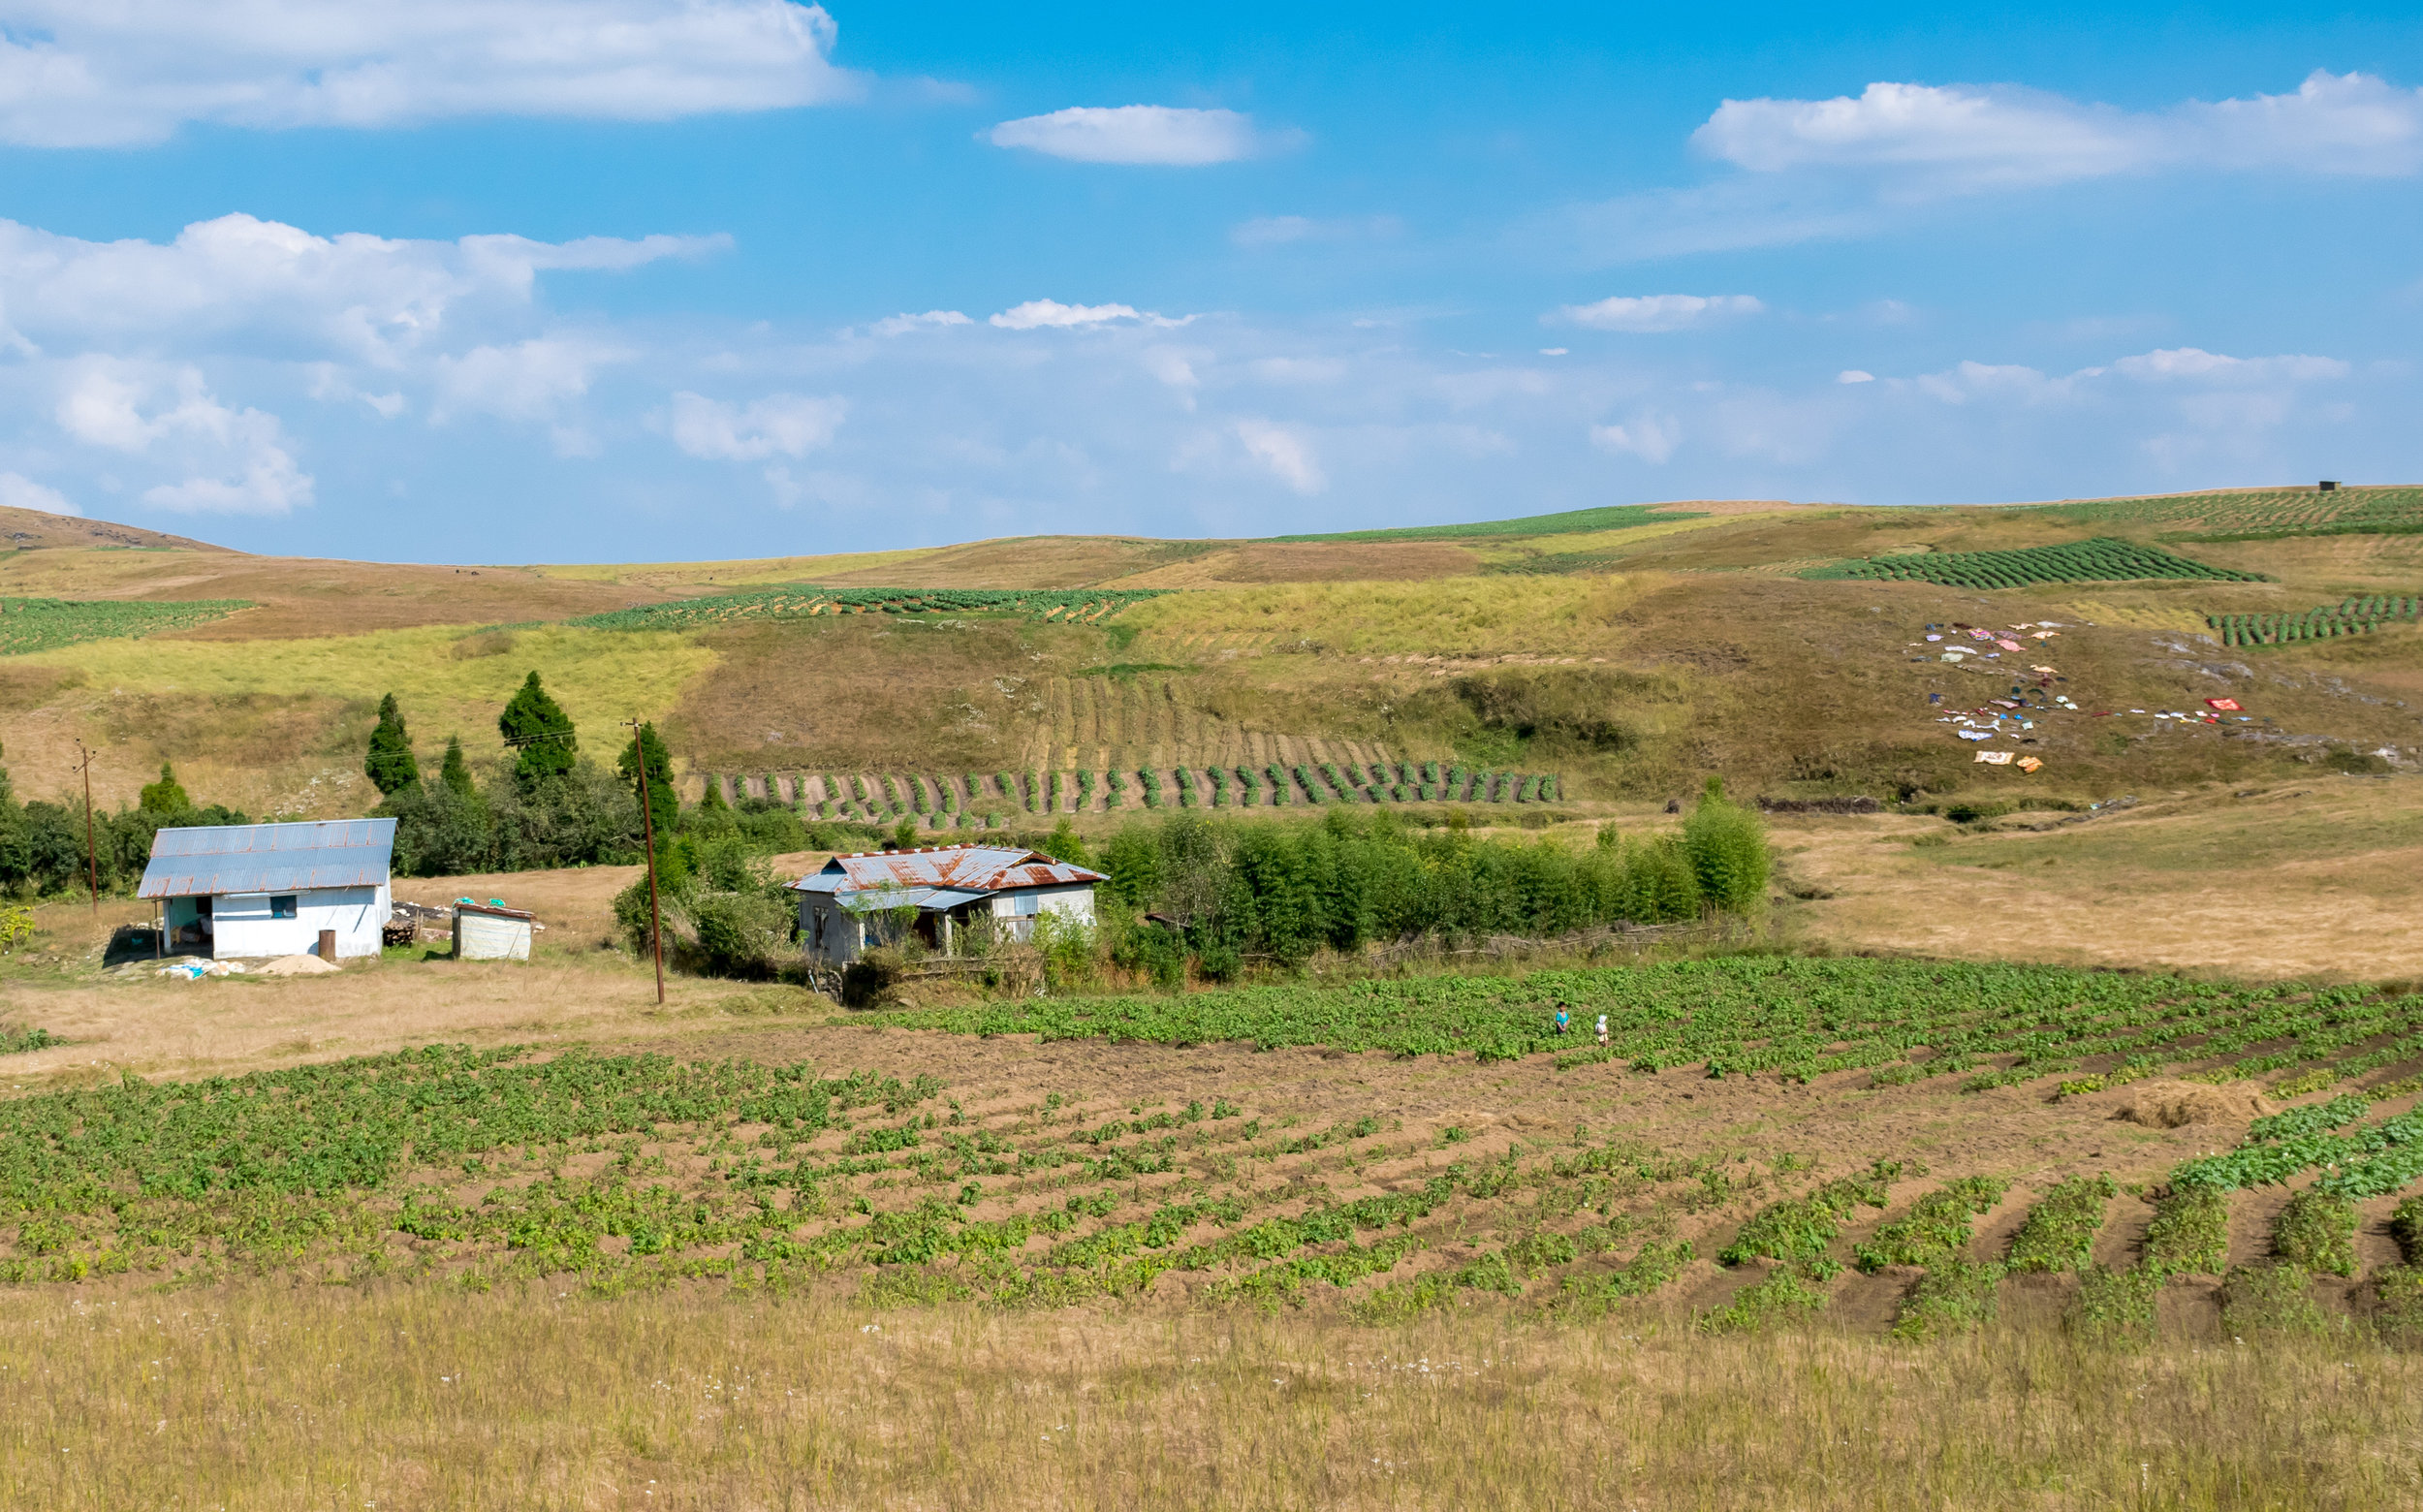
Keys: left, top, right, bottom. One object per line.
{"left": 0, "top": 213, "right": 721, "bottom": 366}
{"left": 0, "top": 472, "right": 76, "bottom": 516}
{"left": 433, "top": 336, "right": 629, "bottom": 423}
{"left": 0, "top": 0, "right": 861, "bottom": 147}
{"left": 1234, "top": 419, "right": 1325, "bottom": 493}
{"left": 2109, "top": 347, "right": 2350, "bottom": 383}
{"left": 987, "top": 105, "right": 1284, "bottom": 166}
{"left": 1693, "top": 70, "right": 2423, "bottom": 193}
{"left": 1554, "top": 294, "right": 1764, "bottom": 332}
{"left": 991, "top": 299, "right": 1149, "bottom": 331}
{"left": 1839, "top": 369, "right": 1875, "bottom": 384}
{"left": 53, "top": 359, "right": 314, "bottom": 516}
{"left": 866, "top": 310, "right": 972, "bottom": 337}
{"left": 1589, "top": 415, "right": 1682, "bottom": 463}
{"left": 666, "top": 392, "right": 844, "bottom": 461}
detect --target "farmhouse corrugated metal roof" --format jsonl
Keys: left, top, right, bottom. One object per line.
{"left": 139, "top": 819, "right": 396, "bottom": 899}
{"left": 791, "top": 843, "right": 1104, "bottom": 910}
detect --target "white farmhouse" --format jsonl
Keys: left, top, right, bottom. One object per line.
{"left": 790, "top": 842, "right": 1104, "bottom": 966}
{"left": 140, "top": 819, "right": 396, "bottom": 961}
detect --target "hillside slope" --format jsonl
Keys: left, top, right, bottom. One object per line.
{"left": 1, "top": 490, "right": 2417, "bottom": 820}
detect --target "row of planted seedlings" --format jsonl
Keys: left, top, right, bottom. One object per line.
{"left": 786, "top": 765, "right": 1565, "bottom": 825}
{"left": 0, "top": 1043, "right": 1781, "bottom": 1310}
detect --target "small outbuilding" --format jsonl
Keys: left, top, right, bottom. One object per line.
{"left": 140, "top": 819, "right": 395, "bottom": 961}
{"left": 790, "top": 842, "right": 1105, "bottom": 966}
{"left": 453, "top": 900, "right": 535, "bottom": 961}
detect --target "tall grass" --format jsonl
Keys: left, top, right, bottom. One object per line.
{"left": 18, "top": 624, "right": 715, "bottom": 764}
{"left": 0, "top": 1283, "right": 2413, "bottom": 1509}
{"left": 1117, "top": 576, "right": 1652, "bottom": 657}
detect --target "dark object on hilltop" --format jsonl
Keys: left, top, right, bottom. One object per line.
{"left": 1664, "top": 798, "right": 1681, "bottom": 814}
{"left": 365, "top": 693, "right": 421, "bottom": 795}
{"left": 1757, "top": 796, "right": 1883, "bottom": 814}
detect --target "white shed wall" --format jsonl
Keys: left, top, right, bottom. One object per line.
{"left": 799, "top": 897, "right": 867, "bottom": 965}
{"left": 990, "top": 885, "right": 1095, "bottom": 937}
{"left": 210, "top": 884, "right": 388, "bottom": 959}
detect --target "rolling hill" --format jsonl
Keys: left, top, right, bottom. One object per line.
{"left": 1, "top": 488, "right": 2417, "bottom": 823}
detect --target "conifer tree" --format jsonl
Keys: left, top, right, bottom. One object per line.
{"left": 617, "top": 722, "right": 678, "bottom": 843}
{"left": 438, "top": 735, "right": 477, "bottom": 798}
{"left": 138, "top": 762, "right": 190, "bottom": 815}
{"left": 364, "top": 693, "right": 421, "bottom": 795}
{"left": 498, "top": 672, "right": 576, "bottom": 784}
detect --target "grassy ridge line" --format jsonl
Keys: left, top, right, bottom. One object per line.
{"left": 1269, "top": 504, "right": 1708, "bottom": 544}
{"left": 0, "top": 595, "right": 253, "bottom": 655}
{"left": 571, "top": 585, "right": 1166, "bottom": 632}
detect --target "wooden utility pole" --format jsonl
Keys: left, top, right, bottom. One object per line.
{"left": 624, "top": 719, "right": 666, "bottom": 1005}
{"left": 73, "top": 740, "right": 99, "bottom": 914}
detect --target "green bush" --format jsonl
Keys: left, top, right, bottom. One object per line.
{"left": 2004, "top": 1175, "right": 2118, "bottom": 1273}
{"left": 1696, "top": 1268, "right": 1828, "bottom": 1335}
{"left": 2271, "top": 1189, "right": 2358, "bottom": 1277}
{"left": 1684, "top": 790, "right": 1771, "bottom": 911}
{"left": 2067, "top": 1264, "right": 2161, "bottom": 1345}
{"left": 2221, "top": 1262, "right": 2333, "bottom": 1339}
{"left": 1890, "top": 1260, "right": 2005, "bottom": 1341}
{"left": 2142, "top": 1187, "right": 2230, "bottom": 1277}
{"left": 1722, "top": 1160, "right": 1908, "bottom": 1270}
{"left": 1854, "top": 1177, "right": 2009, "bottom": 1272}
{"left": 2391, "top": 1197, "right": 2423, "bottom": 1266}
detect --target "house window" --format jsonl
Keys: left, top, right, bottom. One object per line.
{"left": 270, "top": 896, "right": 299, "bottom": 920}
{"left": 1011, "top": 893, "right": 1042, "bottom": 917}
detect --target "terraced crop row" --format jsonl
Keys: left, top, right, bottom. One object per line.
{"left": 711, "top": 765, "right": 1563, "bottom": 821}
{"left": 2042, "top": 486, "right": 2423, "bottom": 540}
{"left": 0, "top": 595, "right": 253, "bottom": 655}
{"left": 2207, "top": 594, "right": 2422, "bottom": 646}
{"left": 573, "top": 585, "right": 1165, "bottom": 633}
{"left": 1802, "top": 537, "right": 2264, "bottom": 588}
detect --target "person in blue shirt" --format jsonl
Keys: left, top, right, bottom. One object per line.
{"left": 1553, "top": 1004, "right": 1571, "bottom": 1035}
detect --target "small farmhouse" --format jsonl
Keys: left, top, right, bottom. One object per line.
{"left": 790, "top": 842, "right": 1105, "bottom": 966}
{"left": 140, "top": 819, "right": 395, "bottom": 961}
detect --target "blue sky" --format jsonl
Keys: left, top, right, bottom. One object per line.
{"left": 1, "top": 1, "right": 2419, "bottom": 561}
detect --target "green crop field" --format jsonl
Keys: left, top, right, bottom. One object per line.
{"left": 0, "top": 595, "right": 253, "bottom": 655}
{"left": 2207, "top": 594, "right": 2422, "bottom": 647}
{"left": 873, "top": 957, "right": 2423, "bottom": 1086}
{"left": 1802, "top": 537, "right": 2264, "bottom": 587}
{"left": 2030, "top": 485, "right": 2423, "bottom": 541}
{"left": 573, "top": 584, "right": 1165, "bottom": 633}
{"left": 0, "top": 1039, "right": 1725, "bottom": 1313}
{"left": 1270, "top": 503, "right": 1706, "bottom": 544}
{"left": 7, "top": 958, "right": 2421, "bottom": 1331}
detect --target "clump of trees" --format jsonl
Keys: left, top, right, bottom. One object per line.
{"left": 375, "top": 683, "right": 864, "bottom": 879}
{"left": 1091, "top": 784, "right": 1768, "bottom": 986}
{"left": 0, "top": 746, "right": 248, "bottom": 898}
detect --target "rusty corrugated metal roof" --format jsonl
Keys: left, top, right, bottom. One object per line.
{"left": 791, "top": 843, "right": 1104, "bottom": 907}
{"left": 139, "top": 819, "right": 395, "bottom": 899}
